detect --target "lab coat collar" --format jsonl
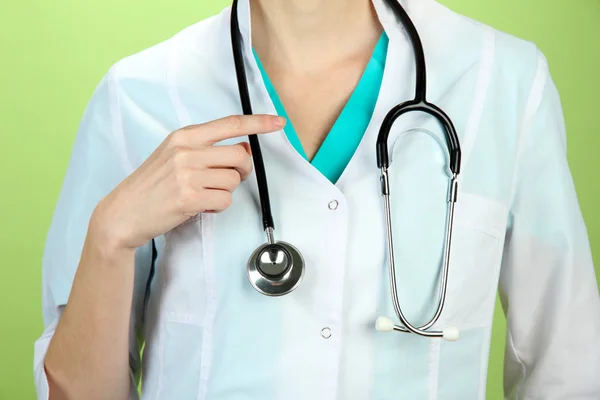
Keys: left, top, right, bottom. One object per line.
{"left": 234, "top": 0, "right": 435, "bottom": 56}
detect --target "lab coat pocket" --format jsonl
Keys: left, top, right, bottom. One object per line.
{"left": 387, "top": 131, "right": 507, "bottom": 329}
{"left": 437, "top": 192, "right": 508, "bottom": 328}
{"left": 159, "top": 216, "right": 208, "bottom": 325}
{"left": 160, "top": 321, "right": 205, "bottom": 400}
{"left": 142, "top": 319, "right": 205, "bottom": 400}
{"left": 142, "top": 217, "right": 210, "bottom": 399}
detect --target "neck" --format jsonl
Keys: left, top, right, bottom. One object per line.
{"left": 250, "top": 0, "right": 382, "bottom": 73}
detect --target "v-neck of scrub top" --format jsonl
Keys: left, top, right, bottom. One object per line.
{"left": 253, "top": 32, "right": 389, "bottom": 183}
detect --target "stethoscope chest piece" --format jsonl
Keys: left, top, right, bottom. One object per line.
{"left": 247, "top": 241, "right": 305, "bottom": 296}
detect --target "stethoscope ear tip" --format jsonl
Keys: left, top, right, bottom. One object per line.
{"left": 375, "top": 316, "right": 395, "bottom": 332}
{"left": 442, "top": 327, "right": 460, "bottom": 341}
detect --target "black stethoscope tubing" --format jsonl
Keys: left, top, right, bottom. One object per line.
{"left": 231, "top": 0, "right": 275, "bottom": 233}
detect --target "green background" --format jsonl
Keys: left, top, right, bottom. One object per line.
{"left": 0, "top": 0, "right": 598, "bottom": 398}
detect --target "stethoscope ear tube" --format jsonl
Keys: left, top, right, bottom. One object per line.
{"left": 231, "top": 0, "right": 275, "bottom": 233}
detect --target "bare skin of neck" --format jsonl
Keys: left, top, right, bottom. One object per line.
{"left": 251, "top": 0, "right": 383, "bottom": 160}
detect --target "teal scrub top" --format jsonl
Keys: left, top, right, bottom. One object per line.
{"left": 253, "top": 33, "right": 389, "bottom": 183}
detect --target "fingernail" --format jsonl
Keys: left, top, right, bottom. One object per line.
{"left": 274, "top": 116, "right": 286, "bottom": 127}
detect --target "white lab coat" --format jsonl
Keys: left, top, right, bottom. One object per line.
{"left": 34, "top": 0, "right": 600, "bottom": 398}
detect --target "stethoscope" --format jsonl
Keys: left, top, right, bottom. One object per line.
{"left": 230, "top": 0, "right": 461, "bottom": 341}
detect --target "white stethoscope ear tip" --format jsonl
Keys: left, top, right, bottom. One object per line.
{"left": 375, "top": 316, "right": 395, "bottom": 332}
{"left": 442, "top": 327, "right": 460, "bottom": 341}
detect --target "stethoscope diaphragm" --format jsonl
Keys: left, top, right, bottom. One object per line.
{"left": 247, "top": 240, "right": 305, "bottom": 296}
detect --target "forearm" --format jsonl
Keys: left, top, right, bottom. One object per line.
{"left": 44, "top": 213, "right": 136, "bottom": 400}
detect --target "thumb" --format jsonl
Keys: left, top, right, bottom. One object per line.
{"left": 240, "top": 141, "right": 252, "bottom": 156}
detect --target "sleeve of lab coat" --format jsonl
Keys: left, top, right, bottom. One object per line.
{"left": 33, "top": 66, "right": 151, "bottom": 400}
{"left": 499, "top": 50, "right": 600, "bottom": 399}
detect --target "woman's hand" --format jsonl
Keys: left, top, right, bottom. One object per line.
{"left": 91, "top": 114, "right": 285, "bottom": 252}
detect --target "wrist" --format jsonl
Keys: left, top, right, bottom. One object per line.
{"left": 87, "top": 203, "right": 136, "bottom": 264}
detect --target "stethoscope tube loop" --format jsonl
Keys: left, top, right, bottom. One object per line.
{"left": 376, "top": 100, "right": 461, "bottom": 175}
{"left": 379, "top": 168, "right": 460, "bottom": 341}
{"left": 374, "top": 0, "right": 462, "bottom": 341}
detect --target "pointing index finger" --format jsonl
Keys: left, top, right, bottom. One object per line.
{"left": 200, "top": 114, "right": 286, "bottom": 144}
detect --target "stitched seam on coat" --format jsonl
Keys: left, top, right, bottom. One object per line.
{"left": 459, "top": 26, "right": 495, "bottom": 181}
{"left": 164, "top": 311, "right": 205, "bottom": 326}
{"left": 166, "top": 30, "right": 216, "bottom": 398}
{"left": 508, "top": 52, "right": 548, "bottom": 207}
{"left": 162, "top": 28, "right": 191, "bottom": 300}
{"left": 507, "top": 329, "right": 527, "bottom": 400}
{"left": 427, "top": 339, "right": 441, "bottom": 400}
{"left": 503, "top": 53, "right": 547, "bottom": 398}
{"left": 155, "top": 320, "right": 165, "bottom": 400}
{"left": 152, "top": 235, "right": 170, "bottom": 399}
{"left": 107, "top": 65, "right": 135, "bottom": 174}
{"left": 167, "top": 33, "right": 191, "bottom": 128}
{"left": 198, "top": 213, "right": 217, "bottom": 400}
